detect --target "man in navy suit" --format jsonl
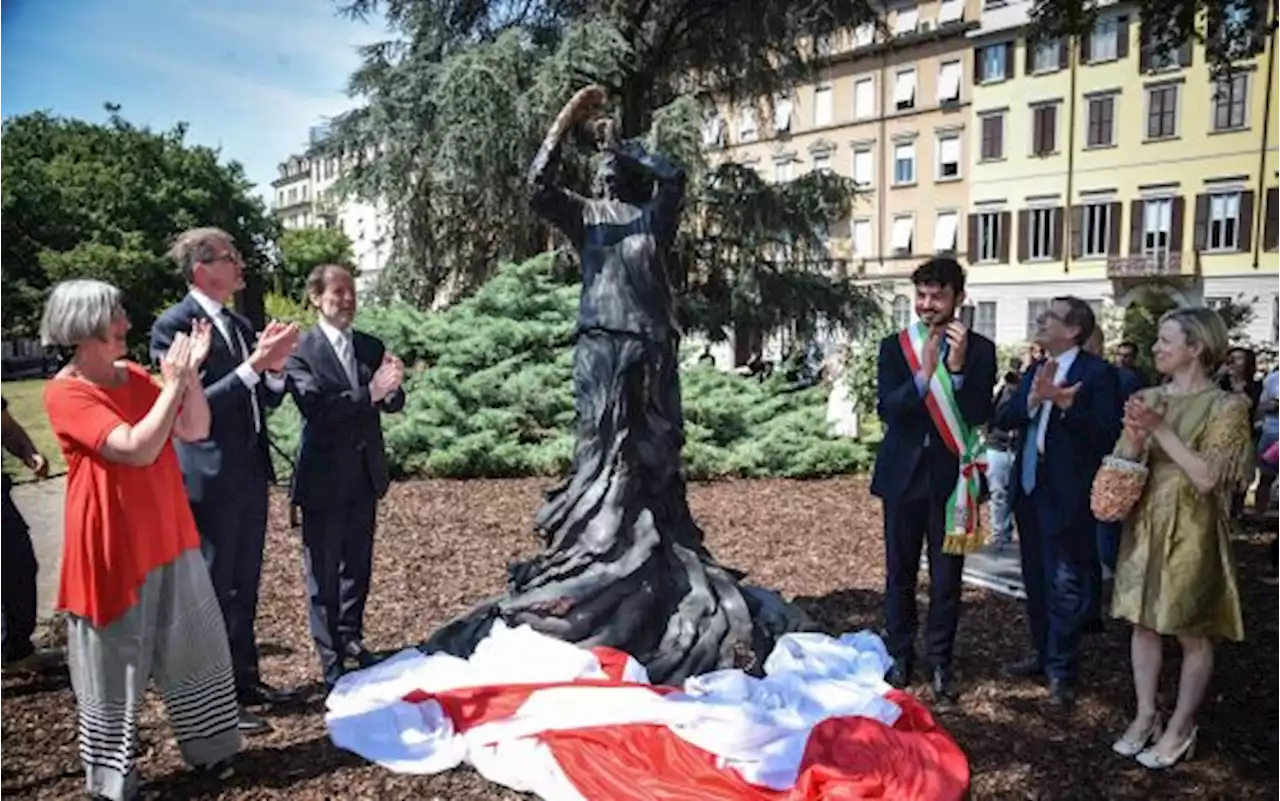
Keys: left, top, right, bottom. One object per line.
{"left": 151, "top": 227, "right": 301, "bottom": 733}
{"left": 870, "top": 257, "right": 997, "bottom": 704}
{"left": 285, "top": 264, "right": 405, "bottom": 688}
{"left": 996, "top": 297, "right": 1120, "bottom": 708}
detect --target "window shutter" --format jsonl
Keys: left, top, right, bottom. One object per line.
{"left": 1108, "top": 202, "right": 1123, "bottom": 255}
{"left": 1005, "top": 42, "right": 1016, "bottom": 77}
{"left": 1170, "top": 196, "right": 1185, "bottom": 255}
{"left": 998, "top": 211, "right": 1012, "bottom": 263}
{"left": 1138, "top": 25, "right": 1151, "bottom": 72}
{"left": 1239, "top": 190, "right": 1254, "bottom": 252}
{"left": 1052, "top": 207, "right": 1065, "bottom": 259}
{"left": 1058, "top": 39, "right": 1069, "bottom": 69}
{"left": 1117, "top": 17, "right": 1129, "bottom": 59}
{"left": 1081, "top": 30, "right": 1092, "bottom": 64}
{"left": 1033, "top": 108, "right": 1044, "bottom": 154}
{"left": 1265, "top": 187, "right": 1279, "bottom": 251}
{"left": 1025, "top": 38, "right": 1035, "bottom": 74}
{"left": 1177, "top": 38, "right": 1192, "bottom": 67}
{"left": 967, "top": 214, "right": 979, "bottom": 263}
{"left": 1070, "top": 205, "right": 1084, "bottom": 259}
{"left": 1017, "top": 210, "right": 1030, "bottom": 262}
{"left": 994, "top": 114, "right": 1005, "bottom": 158}
{"left": 1129, "top": 199, "right": 1145, "bottom": 254}
{"left": 974, "top": 48, "right": 985, "bottom": 83}
{"left": 1193, "top": 194, "right": 1210, "bottom": 250}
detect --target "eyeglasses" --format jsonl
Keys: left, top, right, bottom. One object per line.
{"left": 204, "top": 251, "right": 244, "bottom": 267}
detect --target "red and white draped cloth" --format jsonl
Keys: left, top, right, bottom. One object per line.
{"left": 325, "top": 622, "right": 970, "bottom": 800}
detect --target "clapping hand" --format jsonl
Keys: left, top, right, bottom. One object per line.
{"left": 1124, "top": 395, "right": 1165, "bottom": 438}
{"left": 161, "top": 332, "right": 196, "bottom": 388}
{"left": 919, "top": 331, "right": 942, "bottom": 379}
{"left": 370, "top": 352, "right": 405, "bottom": 403}
{"left": 252, "top": 320, "right": 301, "bottom": 373}
{"left": 1028, "top": 359, "right": 1082, "bottom": 410}
{"left": 943, "top": 320, "right": 969, "bottom": 373}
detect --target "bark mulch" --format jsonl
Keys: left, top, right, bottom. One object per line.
{"left": 2, "top": 477, "right": 1276, "bottom": 800}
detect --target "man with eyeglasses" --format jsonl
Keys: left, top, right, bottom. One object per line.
{"left": 151, "top": 227, "right": 301, "bottom": 734}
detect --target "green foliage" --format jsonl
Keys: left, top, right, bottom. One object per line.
{"left": 275, "top": 227, "right": 355, "bottom": 298}
{"left": 268, "top": 254, "right": 873, "bottom": 480}
{"left": 264, "top": 293, "right": 318, "bottom": 328}
{"left": 1, "top": 107, "right": 276, "bottom": 345}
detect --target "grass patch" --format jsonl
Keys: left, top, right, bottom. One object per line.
{"left": 1, "top": 379, "right": 63, "bottom": 482}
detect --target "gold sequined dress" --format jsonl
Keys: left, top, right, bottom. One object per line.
{"left": 1111, "top": 387, "right": 1251, "bottom": 640}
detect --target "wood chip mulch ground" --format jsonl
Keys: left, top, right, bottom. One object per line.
{"left": 3, "top": 476, "right": 1276, "bottom": 800}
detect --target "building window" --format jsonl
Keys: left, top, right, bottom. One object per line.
{"left": 936, "top": 135, "right": 961, "bottom": 180}
{"left": 892, "top": 295, "right": 912, "bottom": 329}
{"left": 894, "top": 4, "right": 919, "bottom": 36}
{"left": 774, "top": 160, "right": 794, "bottom": 182}
{"left": 1142, "top": 197, "right": 1173, "bottom": 258}
{"left": 1032, "top": 104, "right": 1058, "bottom": 155}
{"left": 1028, "top": 207, "right": 1057, "bottom": 260}
{"left": 1207, "top": 192, "right": 1242, "bottom": 251}
{"left": 811, "top": 151, "right": 832, "bottom": 173}
{"left": 1027, "top": 299, "right": 1049, "bottom": 340}
{"left": 977, "top": 43, "right": 1010, "bottom": 83}
{"left": 739, "top": 107, "right": 758, "bottom": 142}
{"left": 813, "top": 84, "right": 833, "bottom": 127}
{"left": 975, "top": 301, "right": 998, "bottom": 340}
{"left": 852, "top": 218, "right": 873, "bottom": 258}
{"left": 854, "top": 77, "right": 875, "bottom": 119}
{"left": 854, "top": 23, "right": 875, "bottom": 46}
{"left": 895, "top": 69, "right": 918, "bottom": 111}
{"left": 852, "top": 147, "right": 874, "bottom": 187}
{"left": 1032, "top": 39, "right": 1061, "bottom": 73}
{"left": 980, "top": 113, "right": 1004, "bottom": 160}
{"left": 1086, "top": 95, "right": 1115, "bottom": 147}
{"left": 976, "top": 212, "right": 1003, "bottom": 262}
{"left": 894, "top": 142, "right": 917, "bottom": 184}
{"left": 891, "top": 216, "right": 915, "bottom": 255}
{"left": 773, "top": 95, "right": 794, "bottom": 133}
{"left": 934, "top": 211, "right": 959, "bottom": 253}
{"left": 1089, "top": 18, "right": 1119, "bottom": 62}
{"left": 1082, "top": 203, "right": 1113, "bottom": 257}
{"left": 1212, "top": 73, "right": 1248, "bottom": 131}
{"left": 939, "top": 0, "right": 965, "bottom": 24}
{"left": 1146, "top": 85, "right": 1179, "bottom": 139}
{"left": 937, "top": 60, "right": 963, "bottom": 104}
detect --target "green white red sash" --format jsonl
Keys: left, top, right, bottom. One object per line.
{"left": 899, "top": 323, "right": 986, "bottom": 555}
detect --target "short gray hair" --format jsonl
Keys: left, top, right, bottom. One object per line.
{"left": 168, "top": 227, "right": 233, "bottom": 282}
{"left": 40, "top": 280, "right": 126, "bottom": 347}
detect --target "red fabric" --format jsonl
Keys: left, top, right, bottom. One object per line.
{"left": 1263, "top": 441, "right": 1279, "bottom": 467}
{"left": 44, "top": 363, "right": 201, "bottom": 627}
{"left": 412, "top": 672, "right": 968, "bottom": 801}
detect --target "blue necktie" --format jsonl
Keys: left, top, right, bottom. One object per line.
{"left": 1020, "top": 406, "right": 1040, "bottom": 494}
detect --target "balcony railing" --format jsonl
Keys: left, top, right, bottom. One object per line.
{"left": 1105, "top": 252, "right": 1193, "bottom": 280}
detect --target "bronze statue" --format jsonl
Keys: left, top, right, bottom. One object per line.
{"left": 423, "top": 86, "right": 808, "bottom": 684}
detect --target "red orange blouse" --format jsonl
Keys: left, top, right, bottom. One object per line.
{"left": 44, "top": 362, "right": 200, "bottom": 627}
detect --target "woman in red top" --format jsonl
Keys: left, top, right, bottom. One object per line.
{"left": 41, "top": 279, "right": 241, "bottom": 801}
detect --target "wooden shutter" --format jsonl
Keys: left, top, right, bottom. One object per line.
{"left": 1032, "top": 107, "right": 1045, "bottom": 154}
{"left": 1070, "top": 205, "right": 1084, "bottom": 259}
{"left": 967, "top": 214, "right": 979, "bottom": 263}
{"left": 1058, "top": 39, "right": 1069, "bottom": 69}
{"left": 1051, "top": 207, "right": 1065, "bottom": 259}
{"left": 1239, "top": 190, "right": 1254, "bottom": 252}
{"left": 1117, "top": 17, "right": 1129, "bottom": 59}
{"left": 1265, "top": 187, "right": 1279, "bottom": 251}
{"left": 1138, "top": 24, "right": 1151, "bottom": 72}
{"left": 998, "top": 211, "right": 1012, "bottom": 263}
{"left": 1129, "top": 199, "right": 1145, "bottom": 254}
{"left": 1025, "top": 38, "right": 1036, "bottom": 74}
{"left": 1081, "top": 29, "right": 1092, "bottom": 63}
{"left": 1176, "top": 38, "right": 1192, "bottom": 67}
{"left": 1005, "top": 42, "right": 1016, "bottom": 77}
{"left": 993, "top": 114, "right": 1005, "bottom": 158}
{"left": 1193, "top": 194, "right": 1210, "bottom": 250}
{"left": 1108, "top": 202, "right": 1123, "bottom": 255}
{"left": 974, "top": 47, "right": 985, "bottom": 83}
{"left": 1017, "top": 210, "right": 1030, "bottom": 262}
{"left": 1047, "top": 106, "right": 1058, "bottom": 152}
{"left": 1170, "top": 196, "right": 1185, "bottom": 256}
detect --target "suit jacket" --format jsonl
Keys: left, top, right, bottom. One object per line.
{"left": 995, "top": 350, "right": 1121, "bottom": 525}
{"left": 285, "top": 325, "right": 404, "bottom": 511}
{"left": 151, "top": 293, "right": 284, "bottom": 503}
{"left": 870, "top": 328, "right": 998, "bottom": 503}
{"left": 1117, "top": 366, "right": 1149, "bottom": 400}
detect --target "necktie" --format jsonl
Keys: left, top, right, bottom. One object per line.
{"left": 220, "top": 309, "right": 261, "bottom": 433}
{"left": 1020, "top": 410, "right": 1040, "bottom": 495}
{"left": 334, "top": 332, "right": 358, "bottom": 389}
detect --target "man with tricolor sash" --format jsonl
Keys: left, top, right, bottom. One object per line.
{"left": 870, "top": 258, "right": 997, "bottom": 705}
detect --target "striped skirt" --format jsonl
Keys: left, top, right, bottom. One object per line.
{"left": 67, "top": 548, "right": 241, "bottom": 800}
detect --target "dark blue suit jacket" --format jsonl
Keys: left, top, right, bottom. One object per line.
{"left": 1117, "top": 366, "right": 1149, "bottom": 400}
{"left": 150, "top": 294, "right": 284, "bottom": 503}
{"left": 284, "top": 326, "right": 404, "bottom": 510}
{"left": 870, "top": 329, "right": 997, "bottom": 502}
{"left": 994, "top": 350, "right": 1122, "bottom": 526}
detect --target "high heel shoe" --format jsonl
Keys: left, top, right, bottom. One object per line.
{"left": 1136, "top": 727, "right": 1197, "bottom": 770}
{"left": 1112, "top": 714, "right": 1164, "bottom": 757}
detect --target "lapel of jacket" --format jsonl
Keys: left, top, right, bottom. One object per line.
{"left": 313, "top": 325, "right": 357, "bottom": 389}
{"left": 350, "top": 330, "right": 374, "bottom": 388}
{"left": 184, "top": 293, "right": 240, "bottom": 373}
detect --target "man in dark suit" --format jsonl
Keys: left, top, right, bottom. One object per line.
{"left": 870, "top": 257, "right": 997, "bottom": 704}
{"left": 996, "top": 297, "right": 1121, "bottom": 708}
{"left": 1096, "top": 340, "right": 1150, "bottom": 578}
{"left": 285, "top": 264, "right": 405, "bottom": 688}
{"left": 151, "top": 227, "right": 301, "bottom": 733}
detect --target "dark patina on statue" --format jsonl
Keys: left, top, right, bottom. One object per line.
{"left": 422, "top": 86, "right": 810, "bottom": 684}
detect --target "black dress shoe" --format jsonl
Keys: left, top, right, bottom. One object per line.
{"left": 238, "top": 680, "right": 300, "bottom": 706}
{"left": 929, "top": 666, "right": 958, "bottom": 706}
{"left": 887, "top": 658, "right": 913, "bottom": 689}
{"left": 237, "top": 708, "right": 271, "bottom": 734}
{"left": 197, "top": 758, "right": 236, "bottom": 781}
{"left": 1047, "top": 678, "right": 1077, "bottom": 709}
{"left": 1001, "top": 654, "right": 1045, "bottom": 680}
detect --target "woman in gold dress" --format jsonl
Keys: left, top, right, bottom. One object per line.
{"left": 1108, "top": 307, "right": 1251, "bottom": 770}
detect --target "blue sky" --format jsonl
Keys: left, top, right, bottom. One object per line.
{"left": 2, "top": 0, "right": 387, "bottom": 200}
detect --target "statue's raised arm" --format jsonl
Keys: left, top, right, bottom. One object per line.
{"left": 611, "top": 140, "right": 687, "bottom": 249}
{"left": 527, "top": 85, "right": 606, "bottom": 244}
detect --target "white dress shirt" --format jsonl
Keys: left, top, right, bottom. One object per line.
{"left": 1029, "top": 346, "right": 1079, "bottom": 454}
{"left": 188, "top": 289, "right": 285, "bottom": 431}
{"left": 318, "top": 319, "right": 360, "bottom": 389}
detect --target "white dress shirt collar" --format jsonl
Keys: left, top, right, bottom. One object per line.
{"left": 189, "top": 287, "right": 229, "bottom": 319}
{"left": 317, "top": 318, "right": 352, "bottom": 347}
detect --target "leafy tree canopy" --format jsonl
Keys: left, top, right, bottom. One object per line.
{"left": 321, "top": 0, "right": 881, "bottom": 352}
{"left": 276, "top": 226, "right": 356, "bottom": 298}
{"left": 1, "top": 106, "right": 277, "bottom": 345}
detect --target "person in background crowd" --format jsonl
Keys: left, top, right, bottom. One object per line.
{"left": 1113, "top": 341, "right": 1150, "bottom": 400}
{"left": 1084, "top": 326, "right": 1104, "bottom": 357}
{"left": 1216, "top": 347, "right": 1262, "bottom": 518}
{"left": 996, "top": 297, "right": 1120, "bottom": 709}
{"left": 1108, "top": 307, "right": 1249, "bottom": 770}
{"left": 985, "top": 369, "right": 1022, "bottom": 548}
{"left": 285, "top": 264, "right": 406, "bottom": 689}
{"left": 150, "top": 227, "right": 301, "bottom": 733}
{"left": 1096, "top": 340, "right": 1153, "bottom": 584}
{"left": 871, "top": 257, "right": 997, "bottom": 706}
{"left": 41, "top": 280, "right": 241, "bottom": 800}
{"left": 1257, "top": 366, "right": 1279, "bottom": 518}
{"left": 2, "top": 397, "right": 57, "bottom": 674}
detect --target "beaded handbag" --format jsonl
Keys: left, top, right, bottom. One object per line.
{"left": 1090, "top": 455, "right": 1149, "bottom": 522}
